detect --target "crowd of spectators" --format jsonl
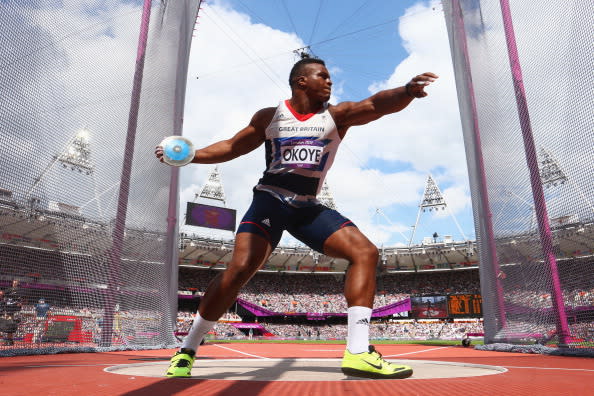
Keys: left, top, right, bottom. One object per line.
{"left": 503, "top": 284, "right": 593, "bottom": 310}
{"left": 179, "top": 268, "right": 482, "bottom": 314}
{"left": 201, "top": 319, "right": 486, "bottom": 341}
{"left": 2, "top": 260, "right": 592, "bottom": 349}
{"left": 2, "top": 303, "right": 167, "bottom": 346}
{"left": 176, "top": 311, "right": 240, "bottom": 334}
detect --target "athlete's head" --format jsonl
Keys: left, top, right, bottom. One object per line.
{"left": 289, "top": 58, "right": 332, "bottom": 101}
{"left": 289, "top": 58, "right": 327, "bottom": 88}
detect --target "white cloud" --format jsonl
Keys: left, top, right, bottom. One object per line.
{"left": 445, "top": 0, "right": 594, "bottom": 235}
{"left": 180, "top": 1, "right": 304, "bottom": 236}
{"left": 180, "top": 0, "right": 473, "bottom": 245}
{"left": 328, "top": 0, "right": 472, "bottom": 243}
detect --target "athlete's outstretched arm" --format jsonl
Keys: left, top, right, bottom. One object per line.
{"left": 332, "top": 72, "right": 438, "bottom": 132}
{"left": 155, "top": 107, "right": 274, "bottom": 164}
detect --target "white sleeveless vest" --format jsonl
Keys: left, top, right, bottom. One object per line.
{"left": 255, "top": 100, "right": 341, "bottom": 207}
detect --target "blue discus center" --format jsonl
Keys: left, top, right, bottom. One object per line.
{"left": 164, "top": 138, "right": 192, "bottom": 161}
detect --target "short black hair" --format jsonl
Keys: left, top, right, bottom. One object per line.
{"left": 288, "top": 58, "right": 326, "bottom": 88}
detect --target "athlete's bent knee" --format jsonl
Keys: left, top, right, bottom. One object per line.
{"left": 359, "top": 243, "right": 379, "bottom": 263}
{"left": 225, "top": 261, "right": 260, "bottom": 287}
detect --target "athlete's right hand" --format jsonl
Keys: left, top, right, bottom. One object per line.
{"left": 155, "top": 145, "right": 164, "bottom": 163}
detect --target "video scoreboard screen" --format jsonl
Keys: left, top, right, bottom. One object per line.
{"left": 410, "top": 295, "right": 448, "bottom": 318}
{"left": 185, "top": 202, "right": 236, "bottom": 232}
{"left": 447, "top": 294, "right": 483, "bottom": 317}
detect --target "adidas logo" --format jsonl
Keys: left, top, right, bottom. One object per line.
{"left": 262, "top": 218, "right": 271, "bottom": 227}
{"left": 356, "top": 318, "right": 370, "bottom": 326}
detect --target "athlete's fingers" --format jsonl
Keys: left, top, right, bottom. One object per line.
{"left": 412, "top": 72, "right": 439, "bottom": 86}
{"left": 155, "top": 145, "right": 164, "bottom": 162}
{"left": 421, "top": 72, "right": 439, "bottom": 79}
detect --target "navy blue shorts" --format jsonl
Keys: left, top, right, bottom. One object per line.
{"left": 237, "top": 190, "right": 356, "bottom": 253}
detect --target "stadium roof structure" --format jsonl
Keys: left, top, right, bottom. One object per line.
{"left": 1, "top": 191, "right": 592, "bottom": 274}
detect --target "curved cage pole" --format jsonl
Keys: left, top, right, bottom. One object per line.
{"left": 499, "top": 0, "right": 570, "bottom": 346}
{"left": 450, "top": 0, "right": 507, "bottom": 337}
{"left": 101, "top": 0, "right": 152, "bottom": 347}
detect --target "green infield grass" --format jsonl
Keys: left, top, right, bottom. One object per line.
{"left": 206, "top": 338, "right": 484, "bottom": 346}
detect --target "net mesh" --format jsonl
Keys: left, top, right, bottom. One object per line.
{"left": 0, "top": 0, "right": 201, "bottom": 355}
{"left": 443, "top": 0, "right": 593, "bottom": 351}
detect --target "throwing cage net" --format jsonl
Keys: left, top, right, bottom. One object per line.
{"left": 444, "top": 0, "right": 593, "bottom": 353}
{"left": 0, "top": 0, "right": 201, "bottom": 355}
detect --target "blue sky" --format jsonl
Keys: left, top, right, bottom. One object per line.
{"left": 181, "top": 0, "right": 476, "bottom": 246}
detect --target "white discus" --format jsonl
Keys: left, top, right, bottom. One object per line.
{"left": 160, "top": 136, "right": 195, "bottom": 167}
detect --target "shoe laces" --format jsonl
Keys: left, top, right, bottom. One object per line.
{"left": 175, "top": 358, "right": 192, "bottom": 368}
{"left": 368, "top": 345, "right": 393, "bottom": 367}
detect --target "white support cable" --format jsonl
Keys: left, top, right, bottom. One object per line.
{"left": 314, "top": 0, "right": 382, "bottom": 45}
{"left": 195, "top": 51, "right": 292, "bottom": 80}
{"left": 306, "top": 0, "right": 325, "bottom": 45}
{"left": 79, "top": 181, "right": 121, "bottom": 217}
{"left": 340, "top": 144, "right": 469, "bottom": 246}
{"left": 90, "top": 171, "right": 104, "bottom": 219}
{"left": 409, "top": 204, "right": 423, "bottom": 247}
{"left": 445, "top": 204, "right": 468, "bottom": 242}
{"left": 192, "top": 3, "right": 467, "bottom": 248}
{"left": 566, "top": 178, "right": 594, "bottom": 214}
{"left": 27, "top": 155, "right": 59, "bottom": 195}
{"left": 375, "top": 208, "right": 410, "bottom": 244}
{"left": 28, "top": 132, "right": 79, "bottom": 195}
{"left": 492, "top": 193, "right": 511, "bottom": 226}
{"left": 503, "top": 189, "right": 536, "bottom": 233}
{"left": 202, "top": 7, "right": 289, "bottom": 96}
{"left": 280, "top": 0, "right": 302, "bottom": 39}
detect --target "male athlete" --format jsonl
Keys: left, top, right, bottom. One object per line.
{"left": 156, "top": 58, "right": 437, "bottom": 379}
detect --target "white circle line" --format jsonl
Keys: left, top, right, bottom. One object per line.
{"left": 504, "top": 365, "right": 594, "bottom": 372}
{"left": 104, "top": 358, "right": 509, "bottom": 381}
{"left": 212, "top": 343, "right": 270, "bottom": 359}
{"left": 384, "top": 346, "right": 450, "bottom": 357}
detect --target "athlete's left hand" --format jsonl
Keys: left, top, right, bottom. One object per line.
{"left": 406, "top": 72, "right": 439, "bottom": 98}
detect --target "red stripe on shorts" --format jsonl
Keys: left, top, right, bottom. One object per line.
{"left": 340, "top": 221, "right": 353, "bottom": 228}
{"left": 240, "top": 221, "right": 271, "bottom": 239}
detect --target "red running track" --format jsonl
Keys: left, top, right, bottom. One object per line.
{"left": 1, "top": 343, "right": 592, "bottom": 396}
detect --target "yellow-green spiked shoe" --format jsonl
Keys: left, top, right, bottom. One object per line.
{"left": 341, "top": 345, "right": 413, "bottom": 379}
{"left": 165, "top": 350, "right": 195, "bottom": 377}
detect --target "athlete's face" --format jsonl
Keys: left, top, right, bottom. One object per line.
{"left": 302, "top": 63, "right": 332, "bottom": 101}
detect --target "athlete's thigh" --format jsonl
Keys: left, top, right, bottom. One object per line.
{"left": 236, "top": 190, "right": 289, "bottom": 250}
{"left": 287, "top": 205, "right": 356, "bottom": 254}
{"left": 323, "top": 225, "right": 377, "bottom": 262}
{"left": 227, "top": 231, "right": 274, "bottom": 273}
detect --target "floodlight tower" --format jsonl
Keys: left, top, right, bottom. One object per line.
{"left": 317, "top": 180, "right": 337, "bottom": 210}
{"left": 539, "top": 147, "right": 567, "bottom": 188}
{"left": 195, "top": 166, "right": 226, "bottom": 206}
{"left": 409, "top": 174, "right": 467, "bottom": 246}
{"left": 28, "top": 127, "right": 95, "bottom": 194}
{"left": 56, "top": 128, "right": 94, "bottom": 174}
{"left": 539, "top": 146, "right": 593, "bottom": 212}
{"left": 185, "top": 166, "right": 232, "bottom": 238}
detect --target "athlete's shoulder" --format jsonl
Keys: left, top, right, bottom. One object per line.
{"left": 254, "top": 106, "right": 277, "bottom": 118}
{"left": 327, "top": 101, "right": 357, "bottom": 114}
{"left": 251, "top": 106, "right": 277, "bottom": 129}
{"left": 327, "top": 101, "right": 356, "bottom": 124}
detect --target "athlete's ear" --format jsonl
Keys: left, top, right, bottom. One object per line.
{"left": 297, "top": 76, "right": 306, "bottom": 88}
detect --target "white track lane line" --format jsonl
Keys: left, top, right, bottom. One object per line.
{"left": 384, "top": 346, "right": 450, "bottom": 357}
{"left": 212, "top": 343, "right": 270, "bottom": 359}
{"left": 504, "top": 366, "right": 594, "bottom": 372}
{"left": 306, "top": 349, "right": 344, "bottom": 352}
{"left": 25, "top": 364, "right": 114, "bottom": 368}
